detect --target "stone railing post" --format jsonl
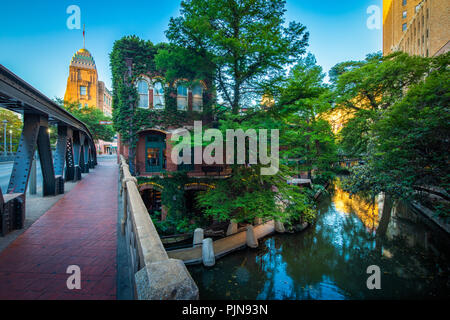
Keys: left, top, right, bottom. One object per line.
{"left": 246, "top": 225, "right": 258, "bottom": 248}
{"left": 193, "top": 228, "right": 204, "bottom": 247}
{"left": 202, "top": 238, "right": 215, "bottom": 267}
{"left": 226, "top": 220, "right": 238, "bottom": 236}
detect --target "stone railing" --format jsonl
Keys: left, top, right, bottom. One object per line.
{"left": 119, "top": 155, "right": 198, "bottom": 300}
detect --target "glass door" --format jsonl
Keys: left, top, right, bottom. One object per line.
{"left": 145, "top": 134, "right": 166, "bottom": 173}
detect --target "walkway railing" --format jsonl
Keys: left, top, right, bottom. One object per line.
{"left": 119, "top": 155, "right": 198, "bottom": 300}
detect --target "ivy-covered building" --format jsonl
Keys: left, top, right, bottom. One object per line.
{"left": 111, "top": 36, "right": 228, "bottom": 223}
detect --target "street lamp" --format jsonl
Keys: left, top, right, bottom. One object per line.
{"left": 9, "top": 129, "right": 12, "bottom": 153}
{"left": 2, "top": 120, "right": 7, "bottom": 156}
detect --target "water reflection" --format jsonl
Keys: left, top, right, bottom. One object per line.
{"left": 189, "top": 181, "right": 450, "bottom": 300}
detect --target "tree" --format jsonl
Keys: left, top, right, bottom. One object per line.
{"left": 330, "top": 52, "right": 434, "bottom": 156}
{"left": 0, "top": 108, "right": 22, "bottom": 153}
{"left": 274, "top": 54, "right": 337, "bottom": 183}
{"left": 344, "top": 53, "right": 450, "bottom": 200}
{"left": 55, "top": 99, "right": 115, "bottom": 142}
{"left": 196, "top": 55, "right": 337, "bottom": 225}
{"left": 335, "top": 52, "right": 449, "bottom": 215}
{"left": 165, "top": 0, "right": 309, "bottom": 114}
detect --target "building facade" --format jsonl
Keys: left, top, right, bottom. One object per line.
{"left": 64, "top": 48, "right": 99, "bottom": 108}
{"left": 97, "top": 81, "right": 113, "bottom": 117}
{"left": 118, "top": 75, "right": 228, "bottom": 178}
{"left": 64, "top": 47, "right": 117, "bottom": 154}
{"left": 113, "top": 42, "right": 229, "bottom": 221}
{"left": 383, "top": 0, "right": 450, "bottom": 56}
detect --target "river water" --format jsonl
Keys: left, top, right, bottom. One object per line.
{"left": 188, "top": 181, "right": 450, "bottom": 300}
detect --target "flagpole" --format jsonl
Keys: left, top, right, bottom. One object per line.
{"left": 83, "top": 24, "right": 85, "bottom": 49}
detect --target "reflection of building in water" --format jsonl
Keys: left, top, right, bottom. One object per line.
{"left": 332, "top": 187, "right": 379, "bottom": 232}
{"left": 384, "top": 199, "right": 431, "bottom": 250}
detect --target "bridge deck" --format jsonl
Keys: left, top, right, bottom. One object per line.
{"left": 168, "top": 221, "right": 275, "bottom": 264}
{"left": 0, "top": 158, "right": 118, "bottom": 300}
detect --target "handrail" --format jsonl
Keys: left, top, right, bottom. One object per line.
{"left": 119, "top": 155, "right": 198, "bottom": 300}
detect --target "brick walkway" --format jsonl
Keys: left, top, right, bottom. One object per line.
{"left": 0, "top": 158, "right": 118, "bottom": 300}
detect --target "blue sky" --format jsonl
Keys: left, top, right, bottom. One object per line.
{"left": 0, "top": 0, "right": 382, "bottom": 100}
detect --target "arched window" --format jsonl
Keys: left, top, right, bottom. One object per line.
{"left": 177, "top": 84, "right": 188, "bottom": 111}
{"left": 192, "top": 85, "right": 203, "bottom": 112}
{"left": 153, "top": 82, "right": 165, "bottom": 110}
{"left": 137, "top": 80, "right": 149, "bottom": 108}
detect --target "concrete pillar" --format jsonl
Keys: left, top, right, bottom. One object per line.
{"left": 275, "top": 220, "right": 285, "bottom": 233}
{"left": 226, "top": 220, "right": 238, "bottom": 236}
{"left": 246, "top": 225, "right": 258, "bottom": 248}
{"left": 202, "top": 238, "right": 215, "bottom": 267}
{"left": 193, "top": 228, "right": 204, "bottom": 247}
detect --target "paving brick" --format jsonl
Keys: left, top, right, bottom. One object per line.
{"left": 0, "top": 160, "right": 118, "bottom": 300}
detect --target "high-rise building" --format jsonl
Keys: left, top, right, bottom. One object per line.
{"left": 64, "top": 46, "right": 117, "bottom": 154}
{"left": 64, "top": 48, "right": 99, "bottom": 108}
{"left": 64, "top": 48, "right": 113, "bottom": 117}
{"left": 383, "top": 0, "right": 450, "bottom": 56}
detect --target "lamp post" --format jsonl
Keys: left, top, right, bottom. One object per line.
{"left": 2, "top": 120, "right": 7, "bottom": 156}
{"left": 9, "top": 129, "right": 12, "bottom": 154}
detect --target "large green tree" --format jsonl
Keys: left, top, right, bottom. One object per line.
{"left": 334, "top": 52, "right": 449, "bottom": 215}
{"left": 196, "top": 55, "right": 337, "bottom": 225}
{"left": 165, "top": 0, "right": 309, "bottom": 114}
{"left": 275, "top": 54, "right": 337, "bottom": 183}
{"left": 330, "top": 52, "right": 434, "bottom": 157}
{"left": 56, "top": 99, "right": 115, "bottom": 142}
{"left": 343, "top": 53, "right": 450, "bottom": 199}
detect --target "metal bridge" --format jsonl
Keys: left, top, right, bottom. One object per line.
{"left": 0, "top": 64, "right": 97, "bottom": 236}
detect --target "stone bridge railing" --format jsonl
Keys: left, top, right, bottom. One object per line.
{"left": 119, "top": 155, "right": 198, "bottom": 300}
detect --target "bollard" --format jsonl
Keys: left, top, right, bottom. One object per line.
{"left": 254, "top": 217, "right": 263, "bottom": 225}
{"left": 202, "top": 238, "right": 215, "bottom": 267}
{"left": 226, "top": 220, "right": 238, "bottom": 236}
{"left": 246, "top": 225, "right": 258, "bottom": 248}
{"left": 275, "top": 220, "right": 285, "bottom": 233}
{"left": 193, "top": 228, "right": 204, "bottom": 247}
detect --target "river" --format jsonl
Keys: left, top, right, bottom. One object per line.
{"left": 188, "top": 181, "right": 450, "bottom": 299}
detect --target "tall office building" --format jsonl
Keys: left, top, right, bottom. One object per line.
{"left": 383, "top": 0, "right": 449, "bottom": 56}
{"left": 64, "top": 48, "right": 113, "bottom": 117}
{"left": 64, "top": 46, "right": 117, "bottom": 154}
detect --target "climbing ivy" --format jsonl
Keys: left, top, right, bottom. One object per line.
{"left": 110, "top": 36, "right": 216, "bottom": 151}
{"left": 137, "top": 173, "right": 218, "bottom": 234}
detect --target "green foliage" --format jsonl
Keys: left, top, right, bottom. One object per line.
{"left": 332, "top": 52, "right": 437, "bottom": 157}
{"left": 0, "top": 108, "right": 22, "bottom": 153}
{"left": 154, "top": 216, "right": 198, "bottom": 236}
{"left": 166, "top": 0, "right": 309, "bottom": 114}
{"left": 338, "top": 52, "right": 450, "bottom": 206}
{"left": 275, "top": 54, "right": 338, "bottom": 184}
{"left": 195, "top": 55, "right": 338, "bottom": 225}
{"left": 55, "top": 99, "right": 115, "bottom": 142}
{"left": 137, "top": 173, "right": 216, "bottom": 227}
{"left": 109, "top": 36, "right": 215, "bottom": 150}
{"left": 114, "top": 3, "right": 337, "bottom": 228}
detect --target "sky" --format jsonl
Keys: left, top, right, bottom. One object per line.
{"left": 0, "top": 0, "right": 382, "bottom": 100}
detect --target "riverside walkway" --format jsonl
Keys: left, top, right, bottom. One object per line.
{"left": 0, "top": 158, "right": 118, "bottom": 300}
{"left": 167, "top": 221, "right": 275, "bottom": 265}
